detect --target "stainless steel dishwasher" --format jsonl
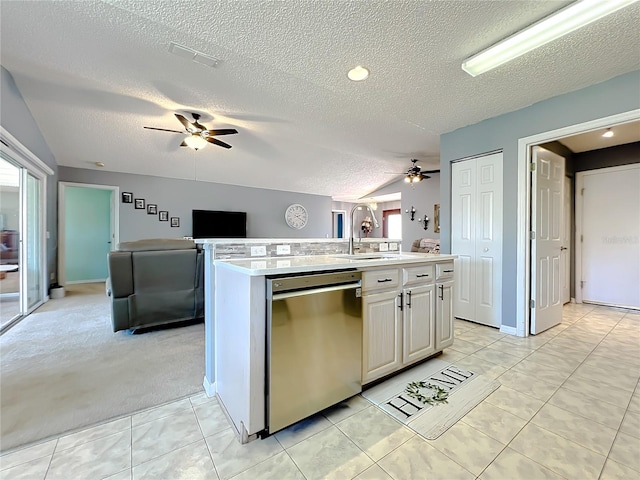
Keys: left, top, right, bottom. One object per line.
{"left": 266, "top": 270, "right": 362, "bottom": 434}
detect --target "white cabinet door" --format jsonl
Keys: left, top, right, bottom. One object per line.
{"left": 436, "top": 280, "right": 454, "bottom": 350}
{"left": 362, "top": 289, "right": 402, "bottom": 383}
{"left": 402, "top": 284, "right": 436, "bottom": 365}
{"left": 531, "top": 146, "right": 564, "bottom": 334}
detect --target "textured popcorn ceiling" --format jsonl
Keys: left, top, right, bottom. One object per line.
{"left": 1, "top": 0, "right": 639, "bottom": 201}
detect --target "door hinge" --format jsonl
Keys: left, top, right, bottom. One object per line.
{"left": 581, "top": 188, "right": 585, "bottom": 196}
{"left": 580, "top": 234, "right": 583, "bottom": 243}
{"left": 529, "top": 231, "right": 536, "bottom": 240}
{"left": 580, "top": 280, "right": 585, "bottom": 289}
{"left": 530, "top": 162, "right": 536, "bottom": 172}
{"left": 530, "top": 299, "right": 535, "bottom": 309}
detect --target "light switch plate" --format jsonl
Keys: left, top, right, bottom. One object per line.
{"left": 379, "top": 242, "right": 389, "bottom": 252}
{"left": 250, "top": 245, "right": 267, "bottom": 256}
{"left": 276, "top": 244, "right": 291, "bottom": 255}
{"left": 389, "top": 242, "right": 399, "bottom": 251}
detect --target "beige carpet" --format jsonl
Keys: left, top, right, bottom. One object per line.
{"left": 0, "top": 283, "right": 205, "bottom": 452}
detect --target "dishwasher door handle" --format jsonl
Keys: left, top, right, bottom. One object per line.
{"left": 271, "top": 282, "right": 362, "bottom": 301}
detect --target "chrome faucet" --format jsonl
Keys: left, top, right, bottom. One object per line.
{"left": 349, "top": 204, "right": 380, "bottom": 255}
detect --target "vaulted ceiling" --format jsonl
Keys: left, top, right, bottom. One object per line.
{"left": 1, "top": 1, "right": 639, "bottom": 201}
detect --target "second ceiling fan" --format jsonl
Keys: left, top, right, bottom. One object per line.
{"left": 144, "top": 113, "right": 238, "bottom": 150}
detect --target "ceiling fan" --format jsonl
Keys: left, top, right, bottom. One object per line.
{"left": 144, "top": 113, "right": 238, "bottom": 150}
{"left": 387, "top": 159, "right": 440, "bottom": 183}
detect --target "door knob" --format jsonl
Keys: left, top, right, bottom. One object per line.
{"left": 483, "top": 247, "right": 489, "bottom": 252}
{"left": 560, "top": 246, "right": 568, "bottom": 251}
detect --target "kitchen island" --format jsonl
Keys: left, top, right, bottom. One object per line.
{"left": 208, "top": 251, "right": 456, "bottom": 443}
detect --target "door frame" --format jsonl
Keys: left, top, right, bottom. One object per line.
{"left": 516, "top": 108, "right": 640, "bottom": 337}
{"left": 58, "top": 182, "right": 120, "bottom": 286}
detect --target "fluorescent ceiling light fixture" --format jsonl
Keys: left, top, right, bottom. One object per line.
{"left": 184, "top": 134, "right": 207, "bottom": 150}
{"left": 347, "top": 66, "right": 369, "bottom": 81}
{"left": 602, "top": 128, "right": 614, "bottom": 138}
{"left": 462, "top": 0, "right": 639, "bottom": 76}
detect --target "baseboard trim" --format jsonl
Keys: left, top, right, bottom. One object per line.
{"left": 66, "top": 279, "right": 107, "bottom": 285}
{"left": 499, "top": 325, "right": 518, "bottom": 336}
{"left": 203, "top": 376, "right": 216, "bottom": 397}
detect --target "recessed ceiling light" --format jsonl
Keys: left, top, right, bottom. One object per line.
{"left": 347, "top": 66, "right": 369, "bottom": 81}
{"left": 95, "top": 162, "right": 105, "bottom": 167}
{"left": 602, "top": 128, "right": 614, "bottom": 138}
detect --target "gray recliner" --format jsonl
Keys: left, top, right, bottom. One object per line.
{"left": 107, "top": 238, "right": 204, "bottom": 333}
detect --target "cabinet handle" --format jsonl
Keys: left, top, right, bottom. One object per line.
{"left": 416, "top": 273, "right": 430, "bottom": 278}
{"left": 443, "top": 269, "right": 454, "bottom": 273}
{"left": 406, "top": 290, "right": 412, "bottom": 308}
{"left": 397, "top": 293, "right": 403, "bottom": 311}
{"left": 439, "top": 284, "right": 444, "bottom": 300}
{"left": 377, "top": 278, "right": 393, "bottom": 283}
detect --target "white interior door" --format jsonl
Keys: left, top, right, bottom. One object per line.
{"left": 452, "top": 153, "right": 502, "bottom": 327}
{"left": 578, "top": 164, "right": 640, "bottom": 308}
{"left": 474, "top": 153, "right": 502, "bottom": 327}
{"left": 531, "top": 146, "right": 564, "bottom": 334}
{"left": 562, "top": 176, "right": 571, "bottom": 304}
{"left": 451, "top": 161, "right": 475, "bottom": 321}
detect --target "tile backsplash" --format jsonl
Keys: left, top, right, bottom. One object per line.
{"left": 212, "top": 239, "right": 400, "bottom": 259}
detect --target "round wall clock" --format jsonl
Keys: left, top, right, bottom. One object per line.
{"left": 285, "top": 204, "right": 308, "bottom": 229}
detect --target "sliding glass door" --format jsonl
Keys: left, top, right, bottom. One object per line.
{"left": 0, "top": 152, "right": 45, "bottom": 332}
{"left": 26, "top": 171, "right": 42, "bottom": 310}
{"left": 0, "top": 155, "right": 21, "bottom": 328}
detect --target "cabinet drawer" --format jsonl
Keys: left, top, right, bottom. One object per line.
{"left": 362, "top": 268, "right": 400, "bottom": 291}
{"left": 436, "top": 262, "right": 455, "bottom": 280}
{"left": 403, "top": 264, "right": 435, "bottom": 286}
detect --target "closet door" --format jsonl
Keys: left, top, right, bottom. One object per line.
{"left": 451, "top": 153, "right": 502, "bottom": 327}
{"left": 475, "top": 153, "right": 502, "bottom": 327}
{"left": 451, "top": 161, "right": 475, "bottom": 322}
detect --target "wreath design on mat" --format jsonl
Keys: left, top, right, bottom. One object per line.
{"left": 405, "top": 381, "right": 450, "bottom": 405}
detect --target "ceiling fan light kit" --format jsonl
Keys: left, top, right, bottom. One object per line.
{"left": 184, "top": 134, "right": 207, "bottom": 150}
{"left": 462, "top": 0, "right": 639, "bottom": 77}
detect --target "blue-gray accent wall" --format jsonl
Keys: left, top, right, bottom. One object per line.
{"left": 440, "top": 70, "right": 640, "bottom": 329}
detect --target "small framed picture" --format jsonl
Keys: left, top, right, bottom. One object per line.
{"left": 147, "top": 204, "right": 157, "bottom": 215}
{"left": 159, "top": 211, "right": 169, "bottom": 222}
{"left": 170, "top": 217, "right": 180, "bottom": 228}
{"left": 135, "top": 198, "right": 145, "bottom": 209}
{"left": 122, "top": 192, "right": 133, "bottom": 204}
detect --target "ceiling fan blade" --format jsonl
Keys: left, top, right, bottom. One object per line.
{"left": 207, "top": 129, "right": 238, "bottom": 136}
{"left": 206, "top": 137, "right": 232, "bottom": 149}
{"left": 420, "top": 169, "right": 440, "bottom": 174}
{"left": 175, "top": 113, "right": 195, "bottom": 131}
{"left": 143, "top": 126, "right": 184, "bottom": 134}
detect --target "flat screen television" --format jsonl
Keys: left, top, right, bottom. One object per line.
{"left": 192, "top": 210, "right": 247, "bottom": 238}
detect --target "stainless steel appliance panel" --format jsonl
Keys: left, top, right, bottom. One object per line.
{"left": 267, "top": 272, "right": 362, "bottom": 433}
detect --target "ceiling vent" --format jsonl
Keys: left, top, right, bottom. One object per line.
{"left": 168, "top": 42, "right": 220, "bottom": 68}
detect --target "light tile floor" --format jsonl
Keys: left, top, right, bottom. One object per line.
{"left": 1, "top": 304, "right": 638, "bottom": 479}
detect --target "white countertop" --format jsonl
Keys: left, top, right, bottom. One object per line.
{"left": 214, "top": 252, "right": 456, "bottom": 276}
